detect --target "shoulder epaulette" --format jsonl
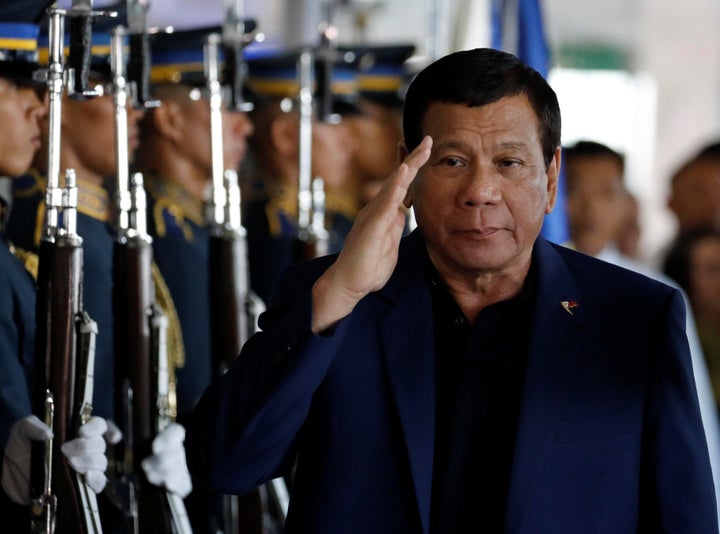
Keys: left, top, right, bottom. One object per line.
{"left": 9, "top": 243, "right": 39, "bottom": 280}
{"left": 77, "top": 180, "right": 111, "bottom": 222}
{"left": 12, "top": 169, "right": 45, "bottom": 199}
{"left": 264, "top": 182, "right": 298, "bottom": 238}
{"left": 145, "top": 175, "right": 204, "bottom": 241}
{"left": 326, "top": 188, "right": 361, "bottom": 221}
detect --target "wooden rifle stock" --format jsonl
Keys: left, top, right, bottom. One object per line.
{"left": 209, "top": 233, "right": 248, "bottom": 373}
{"left": 31, "top": 238, "right": 93, "bottom": 534}
{"left": 208, "top": 190, "right": 255, "bottom": 376}
{"left": 113, "top": 238, "right": 177, "bottom": 533}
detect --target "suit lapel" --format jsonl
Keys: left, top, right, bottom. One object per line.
{"left": 505, "top": 239, "right": 588, "bottom": 533}
{"left": 377, "top": 232, "right": 436, "bottom": 534}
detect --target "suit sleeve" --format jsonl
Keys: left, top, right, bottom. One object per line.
{"left": 185, "top": 260, "right": 349, "bottom": 494}
{"left": 642, "top": 287, "right": 719, "bottom": 532}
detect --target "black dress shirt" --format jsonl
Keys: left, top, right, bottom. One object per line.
{"left": 429, "top": 262, "right": 536, "bottom": 533}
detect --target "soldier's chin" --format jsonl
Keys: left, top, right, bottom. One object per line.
{"left": 1, "top": 156, "right": 33, "bottom": 178}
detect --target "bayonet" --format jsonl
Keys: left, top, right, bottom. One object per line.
{"left": 126, "top": 0, "right": 159, "bottom": 109}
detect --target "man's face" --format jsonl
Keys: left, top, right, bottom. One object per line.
{"left": 566, "top": 155, "right": 628, "bottom": 256}
{"left": 0, "top": 78, "right": 45, "bottom": 176}
{"left": 669, "top": 158, "right": 720, "bottom": 232}
{"left": 409, "top": 95, "right": 558, "bottom": 279}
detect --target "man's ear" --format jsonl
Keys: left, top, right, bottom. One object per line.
{"left": 152, "top": 100, "right": 184, "bottom": 143}
{"left": 271, "top": 111, "right": 299, "bottom": 158}
{"left": 399, "top": 140, "right": 413, "bottom": 208}
{"left": 544, "top": 146, "right": 561, "bottom": 214}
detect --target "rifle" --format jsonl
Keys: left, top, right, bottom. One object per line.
{"left": 30, "top": 4, "right": 109, "bottom": 532}
{"left": 206, "top": 25, "right": 282, "bottom": 533}
{"left": 110, "top": 24, "right": 192, "bottom": 534}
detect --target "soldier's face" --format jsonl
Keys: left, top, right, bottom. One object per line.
{"left": 61, "top": 80, "right": 144, "bottom": 178}
{"left": 0, "top": 77, "right": 45, "bottom": 176}
{"left": 175, "top": 95, "right": 253, "bottom": 177}
{"left": 344, "top": 99, "right": 403, "bottom": 203}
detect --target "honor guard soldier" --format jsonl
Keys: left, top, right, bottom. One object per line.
{"left": 135, "top": 25, "right": 254, "bottom": 425}
{"left": 0, "top": 4, "right": 110, "bottom": 531}
{"left": 243, "top": 49, "right": 362, "bottom": 303}
{"left": 134, "top": 25, "right": 256, "bottom": 533}
{"left": 5, "top": 18, "right": 192, "bottom": 531}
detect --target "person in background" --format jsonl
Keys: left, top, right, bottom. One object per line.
{"left": 186, "top": 48, "right": 717, "bottom": 532}
{"left": 133, "top": 25, "right": 256, "bottom": 533}
{"left": 665, "top": 227, "right": 720, "bottom": 412}
{"left": 564, "top": 140, "right": 630, "bottom": 257}
{"left": 564, "top": 139, "right": 720, "bottom": 514}
{"left": 0, "top": 6, "right": 110, "bottom": 530}
{"left": 668, "top": 144, "right": 720, "bottom": 236}
{"left": 657, "top": 140, "right": 720, "bottom": 269}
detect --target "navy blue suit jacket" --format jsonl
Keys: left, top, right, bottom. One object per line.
{"left": 187, "top": 232, "right": 718, "bottom": 533}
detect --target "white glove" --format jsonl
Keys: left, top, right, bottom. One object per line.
{"left": 60, "top": 416, "right": 109, "bottom": 494}
{"left": 2, "top": 415, "right": 53, "bottom": 505}
{"left": 141, "top": 423, "right": 192, "bottom": 498}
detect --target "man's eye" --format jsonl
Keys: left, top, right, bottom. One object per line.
{"left": 499, "top": 159, "right": 520, "bottom": 168}
{"left": 442, "top": 157, "right": 464, "bottom": 167}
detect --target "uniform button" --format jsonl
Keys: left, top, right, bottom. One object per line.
{"left": 454, "top": 316, "right": 465, "bottom": 326}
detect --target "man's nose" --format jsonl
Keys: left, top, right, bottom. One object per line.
{"left": 460, "top": 165, "right": 502, "bottom": 207}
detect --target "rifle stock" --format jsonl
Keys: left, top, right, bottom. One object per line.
{"left": 31, "top": 237, "right": 88, "bottom": 534}
{"left": 113, "top": 238, "right": 177, "bottom": 533}
{"left": 208, "top": 172, "right": 257, "bottom": 376}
